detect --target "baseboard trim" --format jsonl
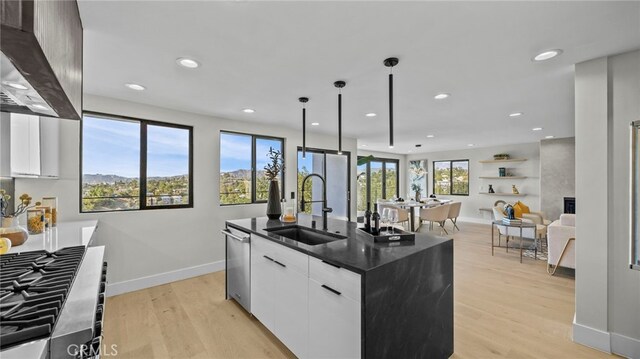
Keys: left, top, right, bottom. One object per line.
{"left": 573, "top": 318, "right": 612, "bottom": 353}
{"left": 611, "top": 332, "right": 640, "bottom": 359}
{"left": 106, "top": 260, "right": 226, "bottom": 297}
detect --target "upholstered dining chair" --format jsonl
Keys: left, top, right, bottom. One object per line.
{"left": 378, "top": 203, "right": 410, "bottom": 231}
{"left": 446, "top": 202, "right": 462, "bottom": 231}
{"left": 419, "top": 204, "right": 451, "bottom": 235}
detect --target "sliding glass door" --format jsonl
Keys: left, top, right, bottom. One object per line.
{"left": 357, "top": 157, "right": 399, "bottom": 213}
{"left": 297, "top": 148, "right": 351, "bottom": 221}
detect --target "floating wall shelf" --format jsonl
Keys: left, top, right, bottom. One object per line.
{"left": 479, "top": 192, "right": 527, "bottom": 196}
{"left": 478, "top": 159, "right": 528, "bottom": 164}
{"left": 478, "top": 176, "right": 527, "bottom": 179}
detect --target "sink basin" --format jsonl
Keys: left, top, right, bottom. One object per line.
{"left": 264, "top": 225, "right": 347, "bottom": 246}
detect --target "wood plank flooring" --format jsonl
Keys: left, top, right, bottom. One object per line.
{"left": 103, "top": 222, "right": 611, "bottom": 358}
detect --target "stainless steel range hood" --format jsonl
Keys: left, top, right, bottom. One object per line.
{"left": 1, "top": 52, "right": 58, "bottom": 118}
{"left": 0, "top": 0, "right": 83, "bottom": 121}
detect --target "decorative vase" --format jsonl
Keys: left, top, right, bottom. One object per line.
{"left": 415, "top": 191, "right": 421, "bottom": 202}
{"left": 0, "top": 216, "right": 29, "bottom": 246}
{"left": 266, "top": 180, "right": 282, "bottom": 220}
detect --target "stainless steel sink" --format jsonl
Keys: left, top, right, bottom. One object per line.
{"left": 264, "top": 225, "right": 347, "bottom": 246}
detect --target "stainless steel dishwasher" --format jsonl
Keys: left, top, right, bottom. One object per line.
{"left": 222, "top": 226, "right": 251, "bottom": 312}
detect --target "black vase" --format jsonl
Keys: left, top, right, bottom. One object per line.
{"left": 266, "top": 180, "right": 282, "bottom": 220}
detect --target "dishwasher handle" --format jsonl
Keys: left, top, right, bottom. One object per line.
{"left": 221, "top": 229, "right": 251, "bottom": 243}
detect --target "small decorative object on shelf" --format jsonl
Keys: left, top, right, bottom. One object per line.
{"left": 499, "top": 167, "right": 506, "bottom": 177}
{"left": 493, "top": 153, "right": 510, "bottom": 160}
{"left": 264, "top": 147, "right": 284, "bottom": 220}
{"left": 512, "top": 185, "right": 519, "bottom": 194}
{"left": 41, "top": 197, "right": 58, "bottom": 226}
{"left": 488, "top": 184, "right": 495, "bottom": 193}
{"left": 27, "top": 209, "right": 45, "bottom": 234}
{"left": 0, "top": 191, "right": 41, "bottom": 246}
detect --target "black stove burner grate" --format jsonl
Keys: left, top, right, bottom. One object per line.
{"left": 0, "top": 246, "right": 85, "bottom": 350}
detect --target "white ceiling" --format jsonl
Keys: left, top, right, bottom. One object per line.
{"left": 78, "top": 1, "right": 640, "bottom": 154}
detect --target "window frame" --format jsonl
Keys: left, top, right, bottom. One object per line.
{"left": 219, "top": 130, "right": 285, "bottom": 206}
{"left": 357, "top": 156, "right": 400, "bottom": 207}
{"left": 432, "top": 159, "right": 470, "bottom": 196}
{"left": 80, "top": 111, "right": 194, "bottom": 213}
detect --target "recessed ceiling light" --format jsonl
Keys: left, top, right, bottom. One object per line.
{"left": 365, "top": 113, "right": 377, "bottom": 117}
{"left": 389, "top": 146, "right": 394, "bottom": 149}
{"left": 509, "top": 112, "right": 523, "bottom": 117}
{"left": 434, "top": 93, "right": 450, "bottom": 100}
{"left": 242, "top": 108, "right": 255, "bottom": 113}
{"left": 176, "top": 57, "right": 199, "bottom": 68}
{"left": 533, "top": 49, "right": 563, "bottom": 61}
{"left": 32, "top": 104, "right": 47, "bottom": 110}
{"left": 426, "top": 134, "right": 435, "bottom": 138}
{"left": 545, "top": 135, "right": 555, "bottom": 139}
{"left": 408, "top": 150, "right": 413, "bottom": 153}
{"left": 311, "top": 122, "right": 319, "bottom": 126}
{"left": 125, "top": 83, "right": 145, "bottom": 91}
{"left": 532, "top": 127, "right": 543, "bottom": 131}
{"left": 360, "top": 144, "right": 367, "bottom": 147}
{"left": 467, "top": 144, "right": 475, "bottom": 147}
{"left": 5, "top": 82, "right": 28, "bottom": 90}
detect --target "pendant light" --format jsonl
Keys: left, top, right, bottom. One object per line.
{"left": 384, "top": 57, "right": 399, "bottom": 149}
{"left": 334, "top": 80, "right": 346, "bottom": 154}
{"left": 299, "top": 97, "right": 309, "bottom": 159}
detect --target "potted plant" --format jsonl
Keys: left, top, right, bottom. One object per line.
{"left": 411, "top": 183, "right": 421, "bottom": 202}
{"left": 0, "top": 191, "right": 41, "bottom": 246}
{"left": 264, "top": 148, "right": 285, "bottom": 219}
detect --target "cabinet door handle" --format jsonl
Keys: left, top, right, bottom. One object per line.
{"left": 273, "top": 260, "right": 286, "bottom": 268}
{"left": 322, "top": 260, "right": 341, "bottom": 269}
{"left": 263, "top": 255, "right": 274, "bottom": 262}
{"left": 321, "top": 284, "right": 341, "bottom": 296}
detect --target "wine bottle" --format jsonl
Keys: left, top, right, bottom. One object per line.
{"left": 364, "top": 202, "right": 372, "bottom": 231}
{"left": 371, "top": 203, "right": 380, "bottom": 235}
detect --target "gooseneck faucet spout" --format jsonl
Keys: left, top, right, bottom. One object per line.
{"left": 300, "top": 173, "right": 333, "bottom": 231}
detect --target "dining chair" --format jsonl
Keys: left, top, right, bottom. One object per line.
{"left": 446, "top": 202, "right": 462, "bottom": 231}
{"left": 419, "top": 204, "right": 451, "bottom": 235}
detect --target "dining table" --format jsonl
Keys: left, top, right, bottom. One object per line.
{"left": 384, "top": 199, "right": 453, "bottom": 232}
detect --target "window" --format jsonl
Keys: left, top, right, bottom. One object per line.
{"left": 219, "top": 131, "right": 284, "bottom": 205}
{"left": 357, "top": 157, "right": 399, "bottom": 212}
{"left": 81, "top": 113, "right": 193, "bottom": 212}
{"left": 433, "top": 160, "right": 469, "bottom": 196}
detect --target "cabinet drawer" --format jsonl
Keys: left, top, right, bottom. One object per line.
{"left": 252, "top": 235, "right": 308, "bottom": 276}
{"left": 309, "top": 256, "right": 361, "bottom": 302}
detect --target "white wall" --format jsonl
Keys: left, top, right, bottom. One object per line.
{"left": 405, "top": 143, "right": 540, "bottom": 223}
{"left": 16, "top": 94, "right": 357, "bottom": 295}
{"left": 574, "top": 49, "right": 640, "bottom": 358}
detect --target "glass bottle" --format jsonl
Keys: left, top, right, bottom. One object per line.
{"left": 27, "top": 209, "right": 45, "bottom": 234}
{"left": 371, "top": 203, "right": 380, "bottom": 235}
{"left": 364, "top": 202, "right": 372, "bottom": 231}
{"left": 42, "top": 197, "right": 58, "bottom": 226}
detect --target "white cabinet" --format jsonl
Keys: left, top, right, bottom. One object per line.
{"left": 308, "top": 258, "right": 361, "bottom": 359}
{"left": 9, "top": 114, "right": 59, "bottom": 178}
{"left": 250, "top": 236, "right": 308, "bottom": 358}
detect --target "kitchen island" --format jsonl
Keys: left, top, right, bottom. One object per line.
{"left": 226, "top": 215, "right": 453, "bottom": 359}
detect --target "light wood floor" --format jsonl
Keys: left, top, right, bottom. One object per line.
{"left": 103, "top": 222, "right": 611, "bottom": 358}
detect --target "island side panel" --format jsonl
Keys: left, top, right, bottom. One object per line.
{"left": 363, "top": 240, "right": 453, "bottom": 359}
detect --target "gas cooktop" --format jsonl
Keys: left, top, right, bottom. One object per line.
{"left": 0, "top": 246, "right": 85, "bottom": 350}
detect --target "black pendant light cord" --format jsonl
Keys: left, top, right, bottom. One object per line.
{"left": 384, "top": 57, "right": 399, "bottom": 149}
{"left": 299, "top": 97, "right": 309, "bottom": 159}
{"left": 334, "top": 81, "right": 346, "bottom": 154}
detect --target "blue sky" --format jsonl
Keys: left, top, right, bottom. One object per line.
{"left": 83, "top": 115, "right": 189, "bottom": 178}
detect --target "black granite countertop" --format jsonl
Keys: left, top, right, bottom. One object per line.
{"left": 226, "top": 214, "right": 450, "bottom": 274}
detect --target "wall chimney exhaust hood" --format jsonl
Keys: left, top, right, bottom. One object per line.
{"left": 0, "top": 0, "right": 83, "bottom": 121}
